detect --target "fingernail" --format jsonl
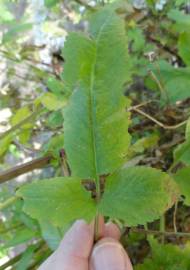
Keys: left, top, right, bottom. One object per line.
{"left": 90, "top": 239, "right": 126, "bottom": 270}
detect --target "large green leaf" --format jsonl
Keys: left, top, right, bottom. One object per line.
{"left": 174, "top": 166, "right": 190, "bottom": 206}
{"left": 63, "top": 8, "right": 130, "bottom": 179}
{"left": 17, "top": 178, "right": 96, "bottom": 227}
{"left": 148, "top": 60, "right": 190, "bottom": 103}
{"left": 99, "top": 166, "right": 178, "bottom": 226}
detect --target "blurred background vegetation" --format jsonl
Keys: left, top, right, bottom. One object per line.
{"left": 1, "top": 0, "right": 190, "bottom": 269}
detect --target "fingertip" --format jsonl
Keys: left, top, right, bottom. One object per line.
{"left": 104, "top": 222, "right": 121, "bottom": 240}
{"left": 90, "top": 238, "right": 130, "bottom": 270}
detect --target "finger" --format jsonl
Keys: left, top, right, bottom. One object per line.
{"left": 90, "top": 238, "right": 133, "bottom": 270}
{"left": 39, "top": 220, "right": 94, "bottom": 270}
{"left": 104, "top": 222, "right": 121, "bottom": 240}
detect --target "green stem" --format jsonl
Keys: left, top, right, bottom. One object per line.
{"left": 0, "top": 107, "right": 45, "bottom": 141}
{"left": 0, "top": 196, "right": 19, "bottom": 211}
{"left": 94, "top": 175, "right": 101, "bottom": 242}
{"left": 160, "top": 215, "right": 165, "bottom": 243}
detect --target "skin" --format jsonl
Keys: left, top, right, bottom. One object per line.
{"left": 39, "top": 219, "right": 133, "bottom": 270}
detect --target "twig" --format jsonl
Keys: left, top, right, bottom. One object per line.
{"left": 146, "top": 35, "right": 182, "bottom": 63}
{"left": 0, "top": 253, "right": 23, "bottom": 270}
{"left": 160, "top": 215, "right": 165, "bottom": 243}
{"left": 148, "top": 69, "right": 169, "bottom": 103}
{"left": 130, "top": 228, "right": 190, "bottom": 238}
{"left": 0, "top": 155, "right": 53, "bottom": 184}
{"left": 128, "top": 100, "right": 153, "bottom": 111}
{"left": 131, "top": 107, "right": 187, "bottom": 130}
{"left": 173, "top": 201, "right": 178, "bottom": 233}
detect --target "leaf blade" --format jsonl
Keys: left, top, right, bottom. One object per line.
{"left": 63, "top": 9, "right": 130, "bottom": 179}
{"left": 17, "top": 177, "right": 96, "bottom": 227}
{"left": 99, "top": 166, "right": 178, "bottom": 226}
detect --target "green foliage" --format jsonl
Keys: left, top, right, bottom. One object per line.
{"left": 3, "top": 23, "right": 33, "bottom": 43}
{"left": 5, "top": 228, "right": 39, "bottom": 248}
{"left": 63, "top": 8, "right": 131, "bottom": 179}
{"left": 178, "top": 32, "right": 190, "bottom": 66}
{"left": 100, "top": 166, "right": 178, "bottom": 225}
{"left": 135, "top": 238, "right": 190, "bottom": 270}
{"left": 148, "top": 60, "right": 190, "bottom": 103}
{"left": 1, "top": 0, "right": 190, "bottom": 268}
{"left": 44, "top": 0, "right": 59, "bottom": 8}
{"left": 174, "top": 118, "right": 190, "bottom": 165}
{"left": 40, "top": 92, "right": 67, "bottom": 111}
{"left": 16, "top": 246, "right": 35, "bottom": 270}
{"left": 174, "top": 166, "right": 190, "bottom": 206}
{"left": 17, "top": 6, "right": 178, "bottom": 239}
{"left": 17, "top": 178, "right": 96, "bottom": 228}
{"left": 39, "top": 221, "right": 63, "bottom": 250}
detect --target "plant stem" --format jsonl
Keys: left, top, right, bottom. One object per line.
{"left": 0, "top": 107, "right": 45, "bottom": 141}
{"left": 0, "top": 196, "right": 19, "bottom": 211}
{"left": 173, "top": 201, "right": 178, "bottom": 233}
{"left": 130, "top": 228, "right": 190, "bottom": 238}
{"left": 94, "top": 175, "right": 101, "bottom": 242}
{"left": 132, "top": 107, "right": 187, "bottom": 130}
{"left": 160, "top": 215, "right": 165, "bottom": 243}
{"left": 0, "top": 253, "right": 22, "bottom": 270}
{"left": 0, "top": 155, "right": 53, "bottom": 184}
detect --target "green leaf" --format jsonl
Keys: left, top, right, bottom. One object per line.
{"left": 16, "top": 246, "right": 35, "bottom": 270}
{"left": 11, "top": 106, "right": 32, "bottom": 129}
{"left": 168, "top": 9, "right": 190, "bottom": 31}
{"left": 63, "top": 8, "right": 130, "bottom": 179}
{"left": 46, "top": 77, "right": 65, "bottom": 96}
{"left": 148, "top": 60, "right": 190, "bottom": 103}
{"left": 3, "top": 23, "right": 33, "bottom": 43}
{"left": 43, "top": 134, "right": 64, "bottom": 158}
{"left": 174, "top": 117, "right": 190, "bottom": 165}
{"left": 178, "top": 32, "right": 190, "bottom": 66}
{"left": 135, "top": 238, "right": 190, "bottom": 270}
{"left": 40, "top": 221, "right": 62, "bottom": 250}
{"left": 44, "top": 0, "right": 59, "bottom": 8}
{"left": 5, "top": 228, "right": 39, "bottom": 248}
{"left": 174, "top": 166, "right": 190, "bottom": 206}
{"left": 99, "top": 166, "right": 178, "bottom": 226}
{"left": 0, "top": 2, "right": 14, "bottom": 22}
{"left": 0, "top": 134, "right": 13, "bottom": 157}
{"left": 40, "top": 92, "right": 67, "bottom": 111}
{"left": 17, "top": 178, "right": 96, "bottom": 227}
{"left": 128, "top": 28, "right": 145, "bottom": 53}
{"left": 46, "top": 110, "right": 64, "bottom": 129}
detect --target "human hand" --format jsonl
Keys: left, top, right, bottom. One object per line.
{"left": 39, "top": 219, "right": 133, "bottom": 270}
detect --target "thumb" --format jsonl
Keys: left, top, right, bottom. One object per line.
{"left": 90, "top": 238, "right": 133, "bottom": 270}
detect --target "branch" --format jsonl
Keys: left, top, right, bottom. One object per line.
{"left": 130, "top": 228, "right": 190, "bottom": 238}
{"left": 131, "top": 107, "right": 187, "bottom": 130}
{"left": 0, "top": 155, "right": 53, "bottom": 184}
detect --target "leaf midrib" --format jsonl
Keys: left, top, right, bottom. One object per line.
{"left": 89, "top": 13, "right": 112, "bottom": 198}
